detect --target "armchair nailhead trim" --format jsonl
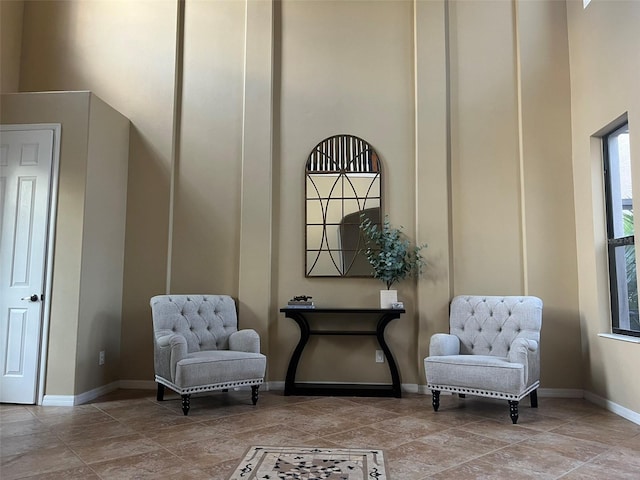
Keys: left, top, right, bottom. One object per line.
{"left": 426, "top": 381, "right": 539, "bottom": 402}
{"left": 155, "top": 376, "right": 264, "bottom": 395}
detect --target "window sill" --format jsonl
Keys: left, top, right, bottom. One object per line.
{"left": 598, "top": 333, "right": 640, "bottom": 344}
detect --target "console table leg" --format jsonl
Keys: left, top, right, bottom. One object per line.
{"left": 377, "top": 313, "right": 402, "bottom": 398}
{"left": 284, "top": 312, "right": 310, "bottom": 396}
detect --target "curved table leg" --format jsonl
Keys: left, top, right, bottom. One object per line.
{"left": 284, "top": 312, "right": 310, "bottom": 395}
{"left": 377, "top": 312, "right": 402, "bottom": 397}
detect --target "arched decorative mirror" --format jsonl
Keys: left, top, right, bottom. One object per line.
{"left": 305, "top": 134, "right": 382, "bottom": 277}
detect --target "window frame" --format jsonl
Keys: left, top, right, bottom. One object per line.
{"left": 602, "top": 121, "right": 639, "bottom": 338}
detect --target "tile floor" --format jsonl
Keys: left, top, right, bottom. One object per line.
{"left": 1, "top": 389, "right": 639, "bottom": 479}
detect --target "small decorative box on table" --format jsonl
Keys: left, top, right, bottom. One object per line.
{"left": 279, "top": 307, "right": 405, "bottom": 398}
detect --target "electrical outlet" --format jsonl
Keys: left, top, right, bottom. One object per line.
{"left": 99, "top": 351, "right": 105, "bottom": 366}
{"left": 375, "top": 350, "right": 384, "bottom": 363}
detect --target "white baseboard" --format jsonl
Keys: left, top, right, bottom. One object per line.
{"left": 41, "top": 395, "right": 75, "bottom": 407}
{"left": 40, "top": 380, "right": 639, "bottom": 426}
{"left": 401, "top": 383, "right": 420, "bottom": 394}
{"left": 265, "top": 381, "right": 421, "bottom": 394}
{"left": 415, "top": 384, "right": 431, "bottom": 395}
{"left": 42, "top": 381, "right": 119, "bottom": 406}
{"left": 584, "top": 390, "right": 640, "bottom": 426}
{"left": 119, "top": 379, "right": 156, "bottom": 390}
{"left": 266, "top": 383, "right": 581, "bottom": 397}
{"left": 538, "top": 388, "right": 584, "bottom": 398}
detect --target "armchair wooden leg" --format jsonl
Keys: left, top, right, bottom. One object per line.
{"left": 458, "top": 393, "right": 466, "bottom": 398}
{"left": 181, "top": 394, "right": 191, "bottom": 416}
{"left": 251, "top": 385, "right": 259, "bottom": 405}
{"left": 432, "top": 390, "right": 440, "bottom": 412}
{"left": 508, "top": 400, "right": 519, "bottom": 424}
{"left": 530, "top": 389, "right": 538, "bottom": 408}
{"left": 156, "top": 383, "right": 165, "bottom": 401}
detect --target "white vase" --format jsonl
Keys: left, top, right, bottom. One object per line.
{"left": 380, "top": 289, "right": 398, "bottom": 309}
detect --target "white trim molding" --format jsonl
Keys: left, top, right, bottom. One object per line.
{"left": 42, "top": 381, "right": 119, "bottom": 406}
{"left": 41, "top": 395, "right": 75, "bottom": 407}
{"left": 401, "top": 383, "right": 420, "bottom": 394}
{"left": 118, "top": 379, "right": 156, "bottom": 390}
{"left": 584, "top": 390, "right": 640, "bottom": 426}
{"left": 41, "top": 380, "right": 640, "bottom": 427}
{"left": 268, "top": 382, "right": 586, "bottom": 399}
{"left": 537, "top": 388, "right": 584, "bottom": 398}
{"left": 598, "top": 333, "right": 640, "bottom": 344}
{"left": 266, "top": 381, "right": 285, "bottom": 391}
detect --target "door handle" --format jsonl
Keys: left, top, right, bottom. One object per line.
{"left": 21, "top": 294, "right": 40, "bottom": 302}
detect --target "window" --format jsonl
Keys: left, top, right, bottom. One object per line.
{"left": 603, "top": 122, "right": 639, "bottom": 337}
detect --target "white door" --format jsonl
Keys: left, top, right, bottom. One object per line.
{"left": 0, "top": 127, "right": 54, "bottom": 404}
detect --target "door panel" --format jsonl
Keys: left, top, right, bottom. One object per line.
{"left": 0, "top": 128, "right": 53, "bottom": 404}
{"left": 6, "top": 308, "right": 28, "bottom": 375}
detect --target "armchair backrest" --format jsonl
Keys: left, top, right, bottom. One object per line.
{"left": 150, "top": 295, "right": 238, "bottom": 353}
{"left": 450, "top": 295, "right": 542, "bottom": 357}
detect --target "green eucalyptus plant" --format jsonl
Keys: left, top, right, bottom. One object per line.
{"left": 360, "top": 214, "right": 426, "bottom": 290}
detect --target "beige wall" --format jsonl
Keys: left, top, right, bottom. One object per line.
{"left": 172, "top": 0, "right": 245, "bottom": 295}
{"left": 567, "top": 0, "right": 640, "bottom": 413}
{"left": 9, "top": 0, "right": 608, "bottom": 402}
{"left": 518, "top": 0, "right": 582, "bottom": 389}
{"left": 449, "top": 0, "right": 523, "bottom": 295}
{"left": 0, "top": 92, "right": 129, "bottom": 396}
{"left": 0, "top": 0, "right": 24, "bottom": 93}
{"left": 274, "top": 0, "right": 418, "bottom": 384}
{"left": 1, "top": 92, "right": 89, "bottom": 395}
{"left": 18, "top": 0, "right": 178, "bottom": 387}
{"left": 443, "top": 0, "right": 580, "bottom": 388}
{"left": 76, "top": 95, "right": 129, "bottom": 392}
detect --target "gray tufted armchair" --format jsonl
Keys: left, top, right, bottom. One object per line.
{"left": 424, "top": 295, "right": 543, "bottom": 424}
{"left": 150, "top": 294, "right": 266, "bottom": 415}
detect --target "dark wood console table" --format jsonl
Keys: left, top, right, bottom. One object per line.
{"left": 280, "top": 307, "right": 405, "bottom": 398}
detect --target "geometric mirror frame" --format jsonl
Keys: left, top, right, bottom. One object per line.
{"left": 305, "top": 134, "right": 383, "bottom": 277}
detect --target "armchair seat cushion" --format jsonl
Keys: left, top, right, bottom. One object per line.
{"left": 425, "top": 354, "right": 525, "bottom": 396}
{"left": 176, "top": 350, "right": 266, "bottom": 389}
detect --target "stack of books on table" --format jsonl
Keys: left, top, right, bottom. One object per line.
{"left": 287, "top": 300, "right": 315, "bottom": 309}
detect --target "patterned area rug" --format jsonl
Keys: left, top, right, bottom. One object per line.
{"left": 227, "top": 445, "right": 388, "bottom": 479}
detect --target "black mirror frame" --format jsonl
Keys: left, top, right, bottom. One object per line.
{"left": 304, "top": 134, "right": 383, "bottom": 277}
